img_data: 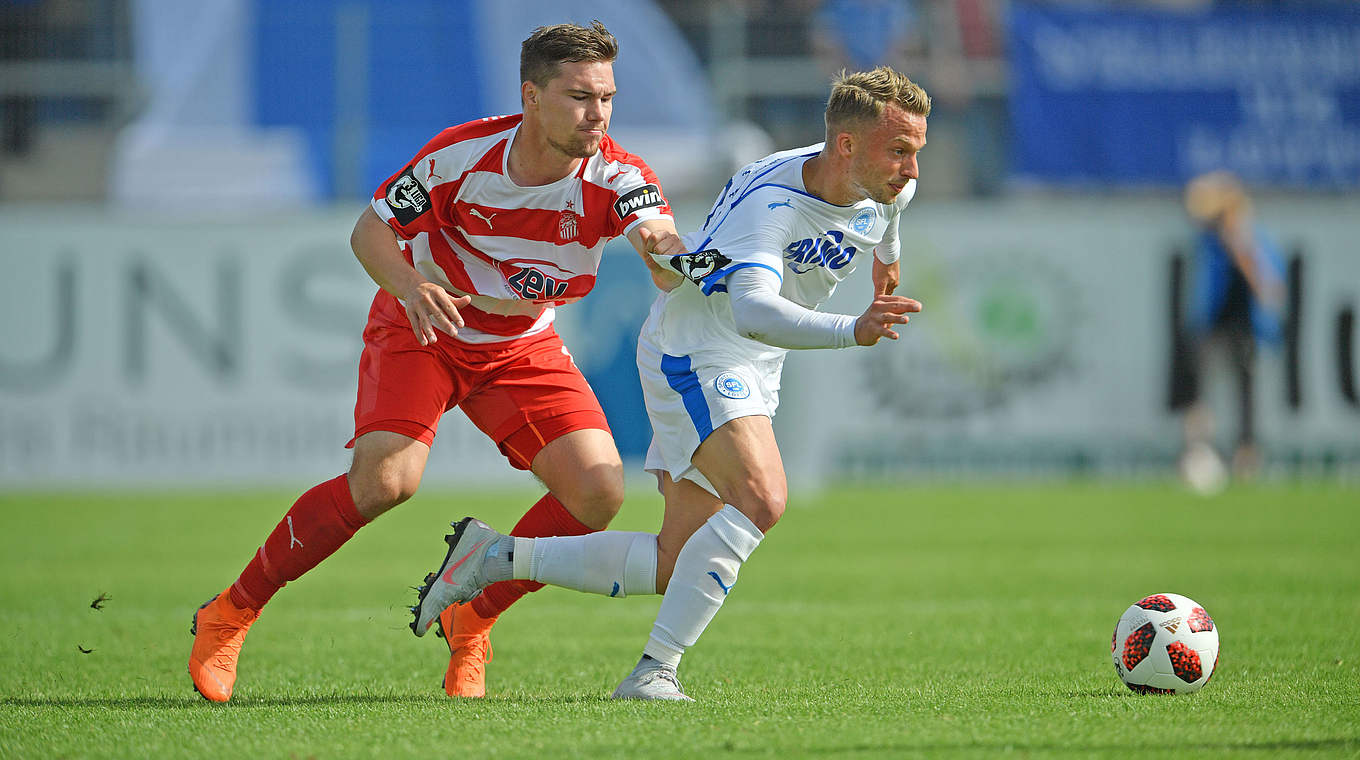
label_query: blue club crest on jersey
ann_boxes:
[714,371,750,399]
[850,208,876,234]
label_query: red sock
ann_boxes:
[471,493,595,618]
[229,474,370,611]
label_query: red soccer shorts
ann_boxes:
[348,291,610,470]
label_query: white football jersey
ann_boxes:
[642,143,915,364]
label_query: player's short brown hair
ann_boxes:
[825,67,931,139]
[520,21,618,88]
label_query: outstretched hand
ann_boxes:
[854,294,922,346]
[403,281,472,345]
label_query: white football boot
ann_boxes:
[611,657,695,702]
[411,517,504,636]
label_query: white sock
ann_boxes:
[508,532,657,598]
[643,505,763,668]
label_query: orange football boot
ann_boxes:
[188,590,260,702]
[437,602,497,698]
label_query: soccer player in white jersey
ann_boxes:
[413,67,929,700]
[187,21,687,703]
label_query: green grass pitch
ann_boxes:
[1,481,1357,758]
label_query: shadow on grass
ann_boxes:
[0,694,432,709]
[0,692,615,709]
[773,738,1360,755]
[1062,689,1128,698]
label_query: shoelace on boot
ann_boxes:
[645,668,685,694]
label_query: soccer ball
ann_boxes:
[1111,593,1219,694]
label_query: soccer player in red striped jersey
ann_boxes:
[188,21,685,703]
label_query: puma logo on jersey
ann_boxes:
[425,158,443,182]
[768,198,792,209]
[606,167,627,183]
[469,208,497,229]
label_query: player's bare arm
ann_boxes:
[872,257,900,296]
[853,294,922,345]
[350,206,471,346]
[627,219,685,292]
[1218,210,1283,311]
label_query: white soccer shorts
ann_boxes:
[636,334,781,498]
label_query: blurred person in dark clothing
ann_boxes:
[1175,170,1285,490]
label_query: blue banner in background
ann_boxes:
[1006,3,1360,188]
[253,0,487,201]
[246,0,717,202]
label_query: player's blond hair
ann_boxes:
[825,67,931,138]
[1184,170,1251,224]
[520,21,618,88]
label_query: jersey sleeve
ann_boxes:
[875,205,902,264]
[686,188,791,295]
[603,148,673,238]
[876,180,915,264]
[370,129,459,241]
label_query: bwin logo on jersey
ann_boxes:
[613,183,665,219]
[783,230,856,274]
[714,371,750,399]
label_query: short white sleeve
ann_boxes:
[875,181,914,264]
[698,188,795,274]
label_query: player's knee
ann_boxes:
[740,485,786,533]
[580,475,626,525]
[350,465,421,519]
[565,467,625,528]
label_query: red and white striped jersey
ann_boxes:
[371,114,672,343]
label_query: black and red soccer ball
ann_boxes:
[1111,593,1219,694]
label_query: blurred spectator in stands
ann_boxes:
[658,0,1009,193]
[937,0,1006,196]
[1174,170,1285,492]
[812,1,1007,196]
[810,0,924,75]
[1,0,44,155]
